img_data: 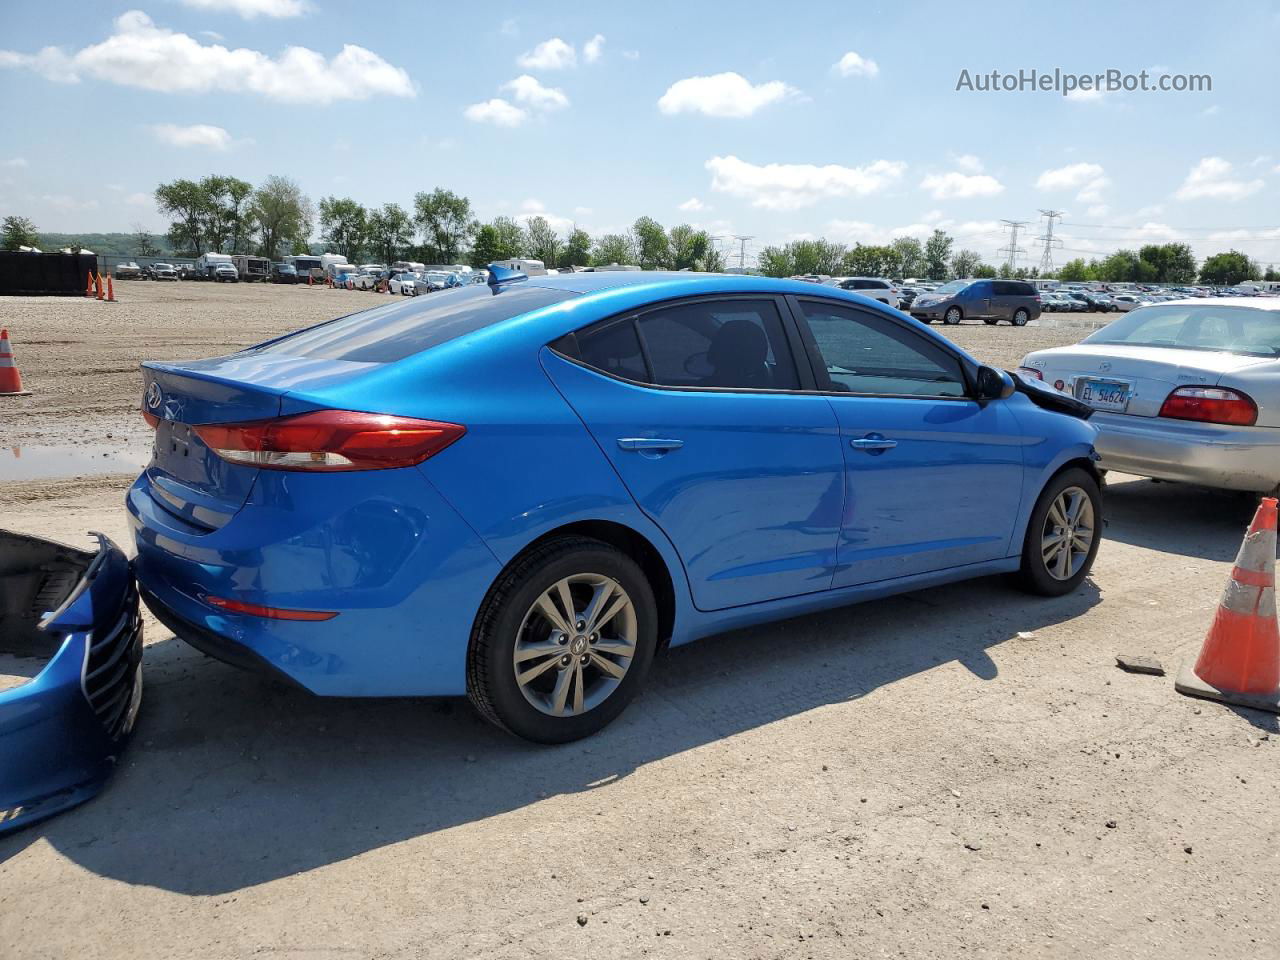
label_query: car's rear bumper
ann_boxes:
[1092,412,1280,492]
[126,466,502,696]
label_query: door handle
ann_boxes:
[850,434,897,454]
[617,438,684,452]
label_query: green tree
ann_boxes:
[1097,249,1156,283]
[154,178,210,256]
[1056,258,1091,282]
[129,221,160,258]
[842,243,887,277]
[412,188,476,264]
[923,230,953,279]
[1199,250,1259,286]
[668,224,715,271]
[702,244,726,272]
[757,244,793,278]
[972,263,997,279]
[950,249,984,278]
[215,176,255,253]
[251,175,313,261]
[591,233,638,267]
[2,215,40,250]
[632,216,671,269]
[891,237,926,278]
[318,196,368,262]
[563,228,592,267]
[1137,242,1196,283]
[471,216,527,266]
[524,216,562,268]
[365,203,412,266]
[1264,266,1279,282]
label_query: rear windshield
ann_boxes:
[249,284,576,363]
[1083,304,1279,357]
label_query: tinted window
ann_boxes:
[576,319,648,382]
[992,281,1027,296]
[637,299,800,390]
[798,300,967,397]
[251,285,576,363]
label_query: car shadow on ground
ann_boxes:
[0,571,1101,894]
[1101,476,1268,561]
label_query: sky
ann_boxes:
[1,0,1278,270]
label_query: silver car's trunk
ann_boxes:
[1028,344,1274,418]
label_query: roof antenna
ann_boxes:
[487,263,529,289]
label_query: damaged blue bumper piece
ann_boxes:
[0,531,142,834]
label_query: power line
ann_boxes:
[1036,209,1064,275]
[732,235,755,271]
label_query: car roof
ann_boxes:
[522,270,870,297]
[1134,296,1280,310]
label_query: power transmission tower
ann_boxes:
[1037,209,1064,275]
[997,219,1029,274]
[732,235,755,271]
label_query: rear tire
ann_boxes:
[467,537,658,743]
[1014,467,1102,596]
[1012,308,1030,327]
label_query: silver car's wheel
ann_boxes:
[1041,486,1095,581]
[513,573,638,717]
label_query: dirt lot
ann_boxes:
[1,282,1276,959]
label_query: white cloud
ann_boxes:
[41,193,97,212]
[3,157,27,168]
[832,51,879,78]
[199,30,224,42]
[503,74,568,110]
[463,98,527,127]
[1086,204,1110,217]
[583,34,605,63]
[658,72,798,118]
[1065,88,1106,103]
[1175,157,1264,201]
[1035,162,1109,203]
[0,10,414,102]
[179,0,309,19]
[573,206,593,216]
[705,155,905,210]
[150,122,234,150]
[918,171,1004,199]
[952,154,983,173]
[517,37,575,70]
[517,199,575,233]
[125,192,152,207]
[678,197,708,212]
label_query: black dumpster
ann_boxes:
[0,252,98,296]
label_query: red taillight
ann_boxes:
[193,410,466,471]
[205,596,338,621]
[142,407,159,428]
[1016,366,1044,381]
[1158,386,1258,426]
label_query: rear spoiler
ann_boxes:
[1009,370,1094,420]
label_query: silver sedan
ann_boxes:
[1019,298,1280,494]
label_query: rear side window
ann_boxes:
[638,300,800,390]
[576,319,648,382]
[250,284,576,363]
[797,299,967,398]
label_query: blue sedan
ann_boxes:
[128,270,1102,742]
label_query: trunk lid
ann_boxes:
[1028,344,1274,418]
[141,353,378,528]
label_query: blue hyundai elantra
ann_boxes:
[128,269,1101,742]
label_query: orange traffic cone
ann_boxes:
[1176,497,1279,713]
[106,275,116,302]
[0,329,31,396]
[307,273,313,286]
[95,271,104,301]
[85,271,94,298]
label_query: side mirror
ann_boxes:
[975,365,1016,401]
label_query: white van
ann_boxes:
[195,253,237,282]
[490,258,547,276]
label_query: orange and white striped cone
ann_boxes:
[106,275,116,302]
[0,328,31,396]
[96,272,105,301]
[85,271,94,298]
[1176,497,1279,713]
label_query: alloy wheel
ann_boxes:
[513,574,638,717]
[1041,486,1095,581]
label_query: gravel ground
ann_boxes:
[1,282,1276,959]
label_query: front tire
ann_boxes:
[467,537,659,743]
[943,306,963,325]
[1014,467,1102,596]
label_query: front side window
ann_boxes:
[798,300,968,398]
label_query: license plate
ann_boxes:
[1076,377,1130,412]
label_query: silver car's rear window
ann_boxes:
[1084,305,1279,357]
[248,284,577,363]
